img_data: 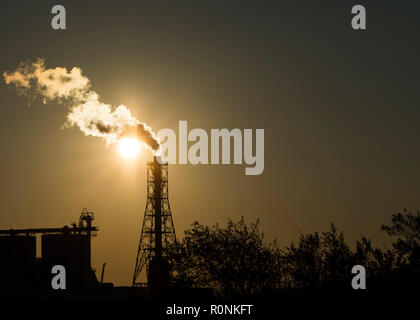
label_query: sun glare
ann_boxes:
[118,138,141,158]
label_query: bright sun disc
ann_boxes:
[118,138,141,158]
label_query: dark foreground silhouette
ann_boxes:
[0,209,418,314]
[167,209,419,296]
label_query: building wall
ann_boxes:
[0,236,36,287]
[41,234,95,289]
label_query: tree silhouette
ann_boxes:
[381,209,420,263]
[282,232,322,288]
[381,208,420,285]
[282,224,352,289]
[169,209,420,296]
[353,236,395,282]
[169,218,280,297]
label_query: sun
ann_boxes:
[118,138,141,158]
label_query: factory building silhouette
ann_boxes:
[0,208,98,293]
[0,157,182,298]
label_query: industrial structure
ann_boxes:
[0,208,98,291]
[132,156,177,289]
[0,158,179,294]
[0,161,212,301]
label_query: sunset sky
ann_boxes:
[0,1,419,285]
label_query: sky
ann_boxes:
[0,0,419,285]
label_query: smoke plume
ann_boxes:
[3,58,161,153]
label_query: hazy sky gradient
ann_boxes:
[0,0,419,285]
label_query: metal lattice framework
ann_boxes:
[132,157,177,287]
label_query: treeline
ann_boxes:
[168,209,420,297]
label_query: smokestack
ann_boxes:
[132,156,176,288]
[153,156,162,259]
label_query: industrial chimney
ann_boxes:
[132,156,177,289]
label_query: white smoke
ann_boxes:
[3,58,161,153]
